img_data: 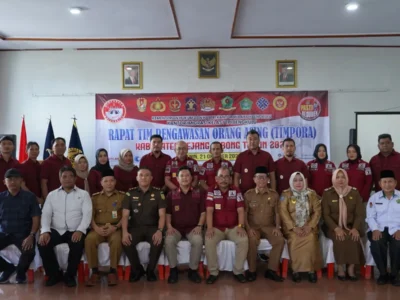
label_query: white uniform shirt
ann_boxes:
[41,186,92,235]
[366,190,400,235]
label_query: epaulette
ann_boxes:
[324,187,333,191]
[118,191,126,194]
[152,187,160,190]
[92,192,100,196]
[128,187,139,191]
[352,187,357,190]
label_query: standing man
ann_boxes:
[121,167,166,282]
[139,134,171,190]
[41,137,72,200]
[0,169,40,284]
[38,166,92,287]
[85,169,125,287]
[165,141,199,191]
[205,166,248,284]
[20,142,42,204]
[275,138,309,195]
[244,166,284,282]
[234,130,276,193]
[370,134,400,191]
[0,136,20,193]
[199,141,233,191]
[366,170,400,286]
[165,166,206,284]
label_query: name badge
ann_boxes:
[175,205,180,211]
[375,202,383,205]
[215,203,222,210]
[132,197,139,200]
[207,163,213,169]
[228,190,236,197]
[332,200,338,203]
[112,211,118,219]
[172,173,177,178]
[214,190,221,196]
[221,162,228,167]
[310,163,318,170]
[150,198,156,201]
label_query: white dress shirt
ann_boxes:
[366,190,400,235]
[41,186,92,235]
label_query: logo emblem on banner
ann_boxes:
[200,98,215,111]
[219,96,236,111]
[240,98,252,111]
[102,99,127,123]
[256,97,269,111]
[273,96,287,111]
[185,97,197,112]
[150,98,166,112]
[136,98,147,112]
[298,97,321,121]
[169,98,181,112]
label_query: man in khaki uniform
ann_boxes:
[85,169,125,287]
[122,167,166,282]
[205,166,248,284]
[244,166,285,282]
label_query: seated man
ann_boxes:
[38,166,92,287]
[366,170,400,286]
[121,167,166,282]
[244,166,284,282]
[85,169,125,287]
[204,166,248,284]
[165,166,206,284]
[0,169,40,284]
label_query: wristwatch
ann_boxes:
[29,232,36,237]
[157,228,163,232]
[197,224,203,228]
[238,224,245,229]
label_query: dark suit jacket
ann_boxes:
[279,73,294,82]
[125,77,138,85]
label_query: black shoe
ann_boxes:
[258,253,269,262]
[167,267,178,284]
[129,267,145,282]
[234,274,247,283]
[64,274,76,287]
[206,275,218,284]
[245,270,257,282]
[308,272,317,283]
[45,271,63,287]
[337,274,347,281]
[292,272,301,283]
[15,273,27,284]
[264,269,284,282]
[347,274,358,282]
[146,270,157,282]
[391,274,400,286]
[188,269,202,283]
[377,274,389,285]
[0,265,16,283]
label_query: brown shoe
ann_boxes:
[107,273,118,286]
[86,273,100,287]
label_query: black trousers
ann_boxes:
[368,227,400,276]
[37,229,86,278]
[0,233,35,277]
[122,226,163,272]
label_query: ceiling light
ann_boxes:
[69,7,82,15]
[346,2,359,11]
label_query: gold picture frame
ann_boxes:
[122,61,143,89]
[276,60,297,88]
[198,51,219,78]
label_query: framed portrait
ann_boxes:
[198,51,219,78]
[276,60,297,88]
[122,61,143,89]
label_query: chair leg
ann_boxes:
[27,269,34,283]
[164,266,170,280]
[198,262,205,279]
[281,258,289,279]
[327,263,334,279]
[158,265,165,280]
[117,266,124,281]
[78,262,85,283]
[124,266,131,281]
[365,266,372,280]
[317,269,322,279]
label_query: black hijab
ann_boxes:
[347,144,362,162]
[313,143,328,164]
[90,148,112,173]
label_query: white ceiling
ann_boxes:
[1,0,400,50]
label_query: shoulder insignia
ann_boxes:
[352,187,357,190]
[126,192,131,196]
[119,191,126,194]
[324,187,332,191]
[153,187,160,190]
[92,192,100,196]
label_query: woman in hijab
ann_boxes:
[306,143,336,197]
[88,148,112,194]
[321,168,365,281]
[74,154,90,194]
[339,144,373,203]
[280,172,322,283]
[113,148,138,192]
